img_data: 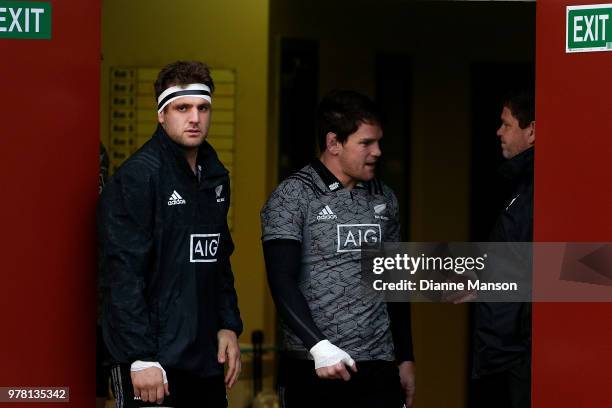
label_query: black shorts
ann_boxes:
[278,356,404,408]
[96,325,111,397]
[109,364,227,408]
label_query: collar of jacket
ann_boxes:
[154,125,228,186]
[311,159,344,191]
[498,146,534,182]
[310,159,371,192]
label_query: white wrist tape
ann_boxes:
[130,361,168,384]
[309,340,355,370]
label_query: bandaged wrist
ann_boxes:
[130,360,168,384]
[309,339,355,369]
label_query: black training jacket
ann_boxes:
[98,126,242,377]
[472,147,533,377]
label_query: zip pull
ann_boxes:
[197,165,202,182]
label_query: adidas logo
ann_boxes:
[168,190,186,206]
[317,205,338,221]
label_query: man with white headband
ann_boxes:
[99,61,242,407]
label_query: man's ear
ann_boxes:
[158,110,165,125]
[326,132,340,154]
[527,121,535,145]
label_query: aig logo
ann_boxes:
[336,224,381,252]
[190,233,220,263]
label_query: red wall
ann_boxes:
[0,1,100,406]
[535,1,612,406]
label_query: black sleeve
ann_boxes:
[263,239,325,350]
[384,188,414,362]
[98,165,157,363]
[216,244,243,336]
[216,180,243,336]
[387,301,415,363]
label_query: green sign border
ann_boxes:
[567,4,612,53]
[0,1,52,40]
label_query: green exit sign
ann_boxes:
[567,4,612,53]
[0,1,51,40]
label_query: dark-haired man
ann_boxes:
[99,61,242,407]
[261,90,415,407]
[471,89,535,408]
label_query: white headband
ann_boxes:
[157,83,212,113]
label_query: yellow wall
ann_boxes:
[101,0,274,346]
